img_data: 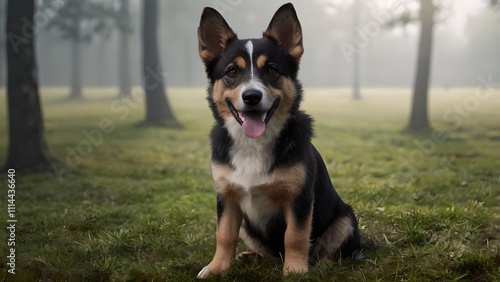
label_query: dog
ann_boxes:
[197,3,361,278]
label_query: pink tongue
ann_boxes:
[240,112,266,138]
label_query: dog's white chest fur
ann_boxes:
[226,119,277,190]
[229,140,273,190]
[230,145,276,233]
[225,119,281,229]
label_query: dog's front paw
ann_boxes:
[197,265,212,279]
[197,260,231,279]
[283,261,308,276]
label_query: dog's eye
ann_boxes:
[266,65,278,75]
[226,67,238,77]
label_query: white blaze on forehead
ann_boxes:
[240,40,271,109]
[245,40,254,79]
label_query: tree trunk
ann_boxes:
[70,36,82,98]
[0,5,5,88]
[4,0,54,170]
[70,3,82,99]
[142,0,179,127]
[406,0,434,132]
[352,0,361,100]
[119,0,131,97]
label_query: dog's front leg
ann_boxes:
[283,203,313,275]
[198,193,242,279]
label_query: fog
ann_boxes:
[8,0,500,88]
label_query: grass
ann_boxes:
[0,86,499,281]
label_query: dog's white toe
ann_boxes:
[197,266,211,279]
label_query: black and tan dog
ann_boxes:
[197,3,361,278]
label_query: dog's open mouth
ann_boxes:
[227,99,280,138]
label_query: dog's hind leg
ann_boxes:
[312,214,360,261]
[235,251,261,261]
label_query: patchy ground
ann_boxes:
[0,87,499,281]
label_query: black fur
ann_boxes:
[198,3,362,277]
[233,113,360,260]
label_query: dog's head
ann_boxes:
[198,3,303,139]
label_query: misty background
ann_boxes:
[2,0,498,89]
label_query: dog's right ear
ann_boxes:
[264,3,303,62]
[198,8,236,65]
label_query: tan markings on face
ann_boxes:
[234,56,246,70]
[212,80,230,118]
[265,77,297,126]
[213,80,245,120]
[256,55,268,69]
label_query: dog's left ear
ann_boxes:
[264,3,303,61]
[198,7,237,65]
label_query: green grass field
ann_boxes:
[0,86,499,281]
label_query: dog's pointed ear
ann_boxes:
[198,7,237,65]
[264,3,303,61]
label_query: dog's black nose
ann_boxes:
[242,90,262,106]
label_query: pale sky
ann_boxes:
[324,0,486,37]
[447,0,484,35]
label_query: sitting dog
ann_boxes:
[197,3,362,278]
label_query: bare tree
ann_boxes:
[324,0,368,100]
[141,0,179,127]
[118,0,131,97]
[0,3,5,88]
[388,0,436,132]
[70,1,82,99]
[406,0,435,132]
[44,0,117,98]
[352,0,362,100]
[490,0,500,11]
[4,0,57,170]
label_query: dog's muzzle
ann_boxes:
[226,91,280,138]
